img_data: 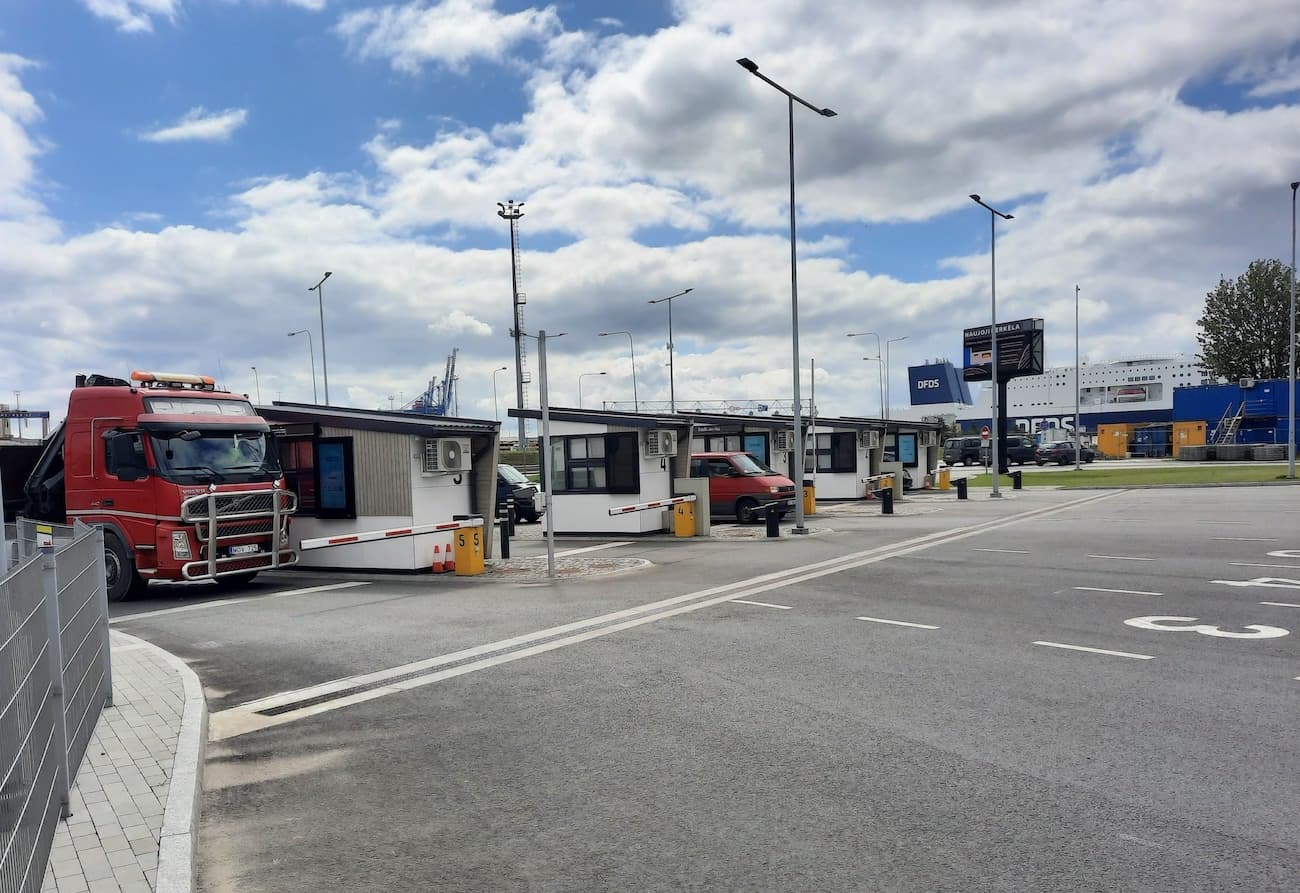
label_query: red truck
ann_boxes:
[22,371,297,600]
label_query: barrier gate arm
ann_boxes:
[608,494,697,516]
[300,517,485,551]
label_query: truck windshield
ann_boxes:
[150,431,281,483]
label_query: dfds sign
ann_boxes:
[907,362,973,406]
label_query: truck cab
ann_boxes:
[24,371,297,600]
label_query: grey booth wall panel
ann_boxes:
[321,426,413,517]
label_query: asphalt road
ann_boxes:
[110,486,1300,892]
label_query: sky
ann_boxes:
[2,0,1300,433]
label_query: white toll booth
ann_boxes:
[261,403,499,571]
[510,408,696,535]
[802,419,885,499]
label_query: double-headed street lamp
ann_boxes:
[885,336,909,419]
[598,330,639,412]
[737,56,836,537]
[287,330,317,403]
[492,366,509,421]
[578,372,607,409]
[847,332,884,418]
[250,366,261,404]
[969,195,1014,498]
[307,272,333,405]
[861,355,884,417]
[647,289,694,411]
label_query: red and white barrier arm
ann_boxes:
[300,516,485,551]
[607,494,697,516]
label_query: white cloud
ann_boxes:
[336,0,562,74]
[81,0,180,33]
[140,107,248,143]
[428,309,492,336]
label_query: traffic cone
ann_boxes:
[444,541,456,574]
[431,544,444,574]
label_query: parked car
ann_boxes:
[942,436,984,466]
[1035,442,1096,466]
[690,451,796,523]
[496,463,542,522]
[979,434,1038,466]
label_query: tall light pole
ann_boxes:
[12,390,20,438]
[308,272,332,405]
[578,372,607,409]
[1289,181,1297,479]
[288,330,317,403]
[737,56,836,536]
[862,356,885,417]
[598,330,639,411]
[970,194,1014,498]
[492,366,508,422]
[1075,284,1082,472]
[848,332,884,419]
[498,200,527,449]
[250,366,261,404]
[647,288,694,412]
[885,336,909,420]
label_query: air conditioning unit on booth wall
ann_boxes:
[772,429,796,452]
[423,438,467,473]
[645,429,678,458]
[919,431,938,447]
[859,430,881,450]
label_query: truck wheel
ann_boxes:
[215,572,258,589]
[103,533,145,602]
[735,498,759,524]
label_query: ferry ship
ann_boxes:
[910,354,1213,434]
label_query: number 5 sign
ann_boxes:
[1124,616,1289,639]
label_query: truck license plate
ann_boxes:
[228,544,260,556]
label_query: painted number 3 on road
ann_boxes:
[1124,616,1289,639]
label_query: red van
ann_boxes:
[690,451,796,523]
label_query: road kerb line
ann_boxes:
[730,599,794,610]
[1073,586,1162,596]
[1033,641,1153,660]
[856,616,939,629]
[554,542,632,557]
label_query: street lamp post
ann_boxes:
[250,366,261,404]
[598,330,639,411]
[1289,181,1298,480]
[885,336,909,420]
[578,372,607,409]
[969,194,1014,498]
[862,356,885,417]
[288,330,317,403]
[11,391,20,438]
[848,332,885,418]
[646,289,694,412]
[492,366,509,422]
[1075,284,1082,472]
[308,272,333,405]
[498,200,528,450]
[737,56,836,536]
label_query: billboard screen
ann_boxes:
[962,318,1045,382]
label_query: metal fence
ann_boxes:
[0,521,111,893]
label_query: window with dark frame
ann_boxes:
[804,432,857,473]
[550,432,640,494]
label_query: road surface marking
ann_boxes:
[208,490,1125,739]
[1073,587,1162,596]
[856,616,939,629]
[1124,615,1288,639]
[730,599,793,610]
[1087,554,1155,561]
[1213,537,1278,542]
[973,548,1031,554]
[1213,577,1300,590]
[109,581,371,623]
[1033,641,1153,660]
[1266,550,1300,559]
[1230,562,1300,570]
[1199,520,1248,524]
[553,542,632,557]
[1260,602,1300,609]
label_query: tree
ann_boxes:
[1196,258,1298,381]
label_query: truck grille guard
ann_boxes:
[179,485,299,580]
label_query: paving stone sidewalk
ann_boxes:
[41,630,202,893]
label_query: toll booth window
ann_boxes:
[550,433,639,494]
[805,433,856,473]
[897,433,918,467]
[279,438,317,512]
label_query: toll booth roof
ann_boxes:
[509,407,692,429]
[264,402,499,435]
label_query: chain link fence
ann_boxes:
[1,520,111,893]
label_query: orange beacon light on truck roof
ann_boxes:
[130,370,217,389]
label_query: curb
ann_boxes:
[114,631,207,893]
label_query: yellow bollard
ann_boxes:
[673,501,696,537]
[938,467,951,490]
[453,525,485,576]
[802,483,816,516]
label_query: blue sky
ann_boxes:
[2,1,1300,428]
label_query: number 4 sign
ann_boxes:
[1124,616,1289,639]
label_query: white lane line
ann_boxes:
[730,599,794,610]
[1260,601,1300,609]
[1213,537,1279,542]
[110,581,371,623]
[553,542,632,557]
[209,490,1126,738]
[1033,641,1154,660]
[1199,520,1248,524]
[973,548,1031,554]
[1087,554,1155,562]
[856,616,939,630]
[1230,562,1300,570]
[1073,586,1162,596]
